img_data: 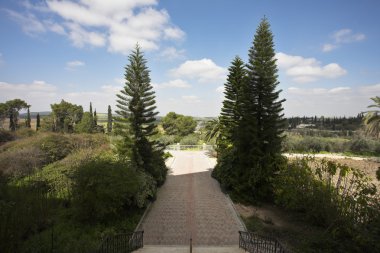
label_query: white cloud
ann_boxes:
[170,59,227,83]
[159,47,186,60]
[322,43,337,52]
[284,84,380,117]
[276,52,347,83]
[322,29,365,52]
[0,80,121,112]
[154,79,191,89]
[6,10,46,35]
[333,29,365,43]
[181,95,201,103]
[164,27,185,40]
[216,86,225,93]
[358,83,380,95]
[11,0,185,54]
[6,9,66,36]
[287,86,351,95]
[0,81,58,109]
[66,60,85,70]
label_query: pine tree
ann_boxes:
[219,56,247,149]
[107,105,112,134]
[246,17,285,198]
[214,56,255,192]
[115,45,166,184]
[36,113,41,131]
[26,107,31,128]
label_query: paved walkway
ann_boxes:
[137,151,245,246]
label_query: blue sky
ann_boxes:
[0,0,379,117]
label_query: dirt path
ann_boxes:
[138,151,245,246]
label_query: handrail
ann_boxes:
[97,231,144,253]
[239,231,289,253]
[166,144,215,151]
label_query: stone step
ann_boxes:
[133,245,245,253]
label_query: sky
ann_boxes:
[0,0,380,117]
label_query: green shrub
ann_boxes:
[39,134,73,163]
[180,134,201,145]
[273,158,380,251]
[71,156,154,223]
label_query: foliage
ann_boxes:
[107,105,112,134]
[51,99,83,133]
[180,133,201,145]
[36,112,41,131]
[202,118,220,143]
[114,45,166,185]
[218,56,246,151]
[25,107,31,128]
[273,158,380,251]
[214,18,285,202]
[161,112,197,136]
[75,112,94,133]
[0,171,54,253]
[72,155,154,223]
[2,99,29,131]
[363,96,380,139]
[283,133,380,156]
[0,132,108,177]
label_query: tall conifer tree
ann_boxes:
[115,45,166,184]
[36,113,41,131]
[26,107,31,128]
[94,109,97,126]
[247,17,285,198]
[107,105,112,134]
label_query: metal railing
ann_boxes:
[97,231,144,253]
[239,231,288,253]
[166,144,215,151]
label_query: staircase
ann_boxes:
[133,245,245,253]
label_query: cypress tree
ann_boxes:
[107,105,112,134]
[115,44,166,184]
[89,102,94,130]
[247,17,285,199]
[26,107,31,128]
[36,113,41,131]
[94,109,97,126]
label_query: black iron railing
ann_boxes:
[239,231,288,253]
[97,231,144,253]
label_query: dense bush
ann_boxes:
[273,158,380,251]
[180,133,201,145]
[72,157,149,223]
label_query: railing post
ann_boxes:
[190,237,192,253]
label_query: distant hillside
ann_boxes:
[19,111,51,119]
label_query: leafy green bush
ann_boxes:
[72,157,140,223]
[39,134,73,163]
[180,133,201,145]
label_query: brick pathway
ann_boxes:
[138,151,245,246]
